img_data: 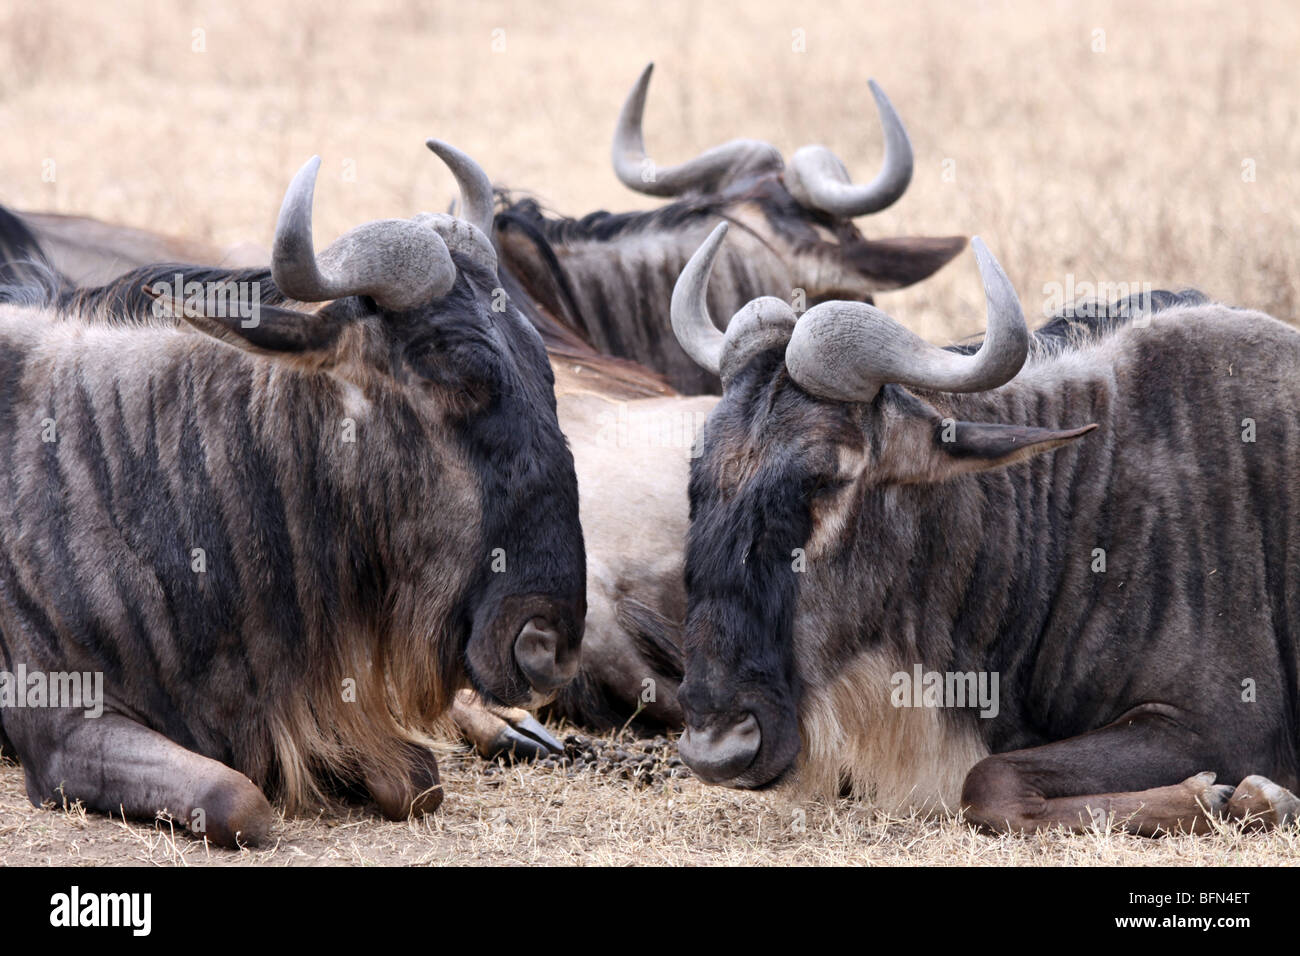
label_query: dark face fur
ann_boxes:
[409,264,587,706]
[251,260,587,708]
[680,350,863,787]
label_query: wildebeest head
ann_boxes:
[612,64,966,305]
[157,141,585,712]
[669,224,1094,788]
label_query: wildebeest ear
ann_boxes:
[852,235,967,290]
[928,419,1098,477]
[145,282,339,355]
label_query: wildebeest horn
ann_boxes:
[272,156,457,310]
[425,138,495,238]
[612,62,784,197]
[783,237,1029,402]
[784,80,914,218]
[670,223,799,384]
[669,222,728,374]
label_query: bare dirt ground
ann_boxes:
[1,0,1298,866]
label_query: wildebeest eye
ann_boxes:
[808,474,850,499]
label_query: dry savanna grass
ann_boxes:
[0,0,1298,866]
[3,740,1298,867]
[0,0,1296,340]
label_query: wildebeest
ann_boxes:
[666,222,1300,834]
[495,63,967,394]
[1,151,702,746]
[0,142,586,846]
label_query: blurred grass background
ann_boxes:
[0,0,1296,343]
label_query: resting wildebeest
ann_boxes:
[0,144,585,846]
[1,150,703,744]
[0,152,590,762]
[666,222,1300,834]
[495,63,966,394]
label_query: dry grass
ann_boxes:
[4,741,1298,866]
[0,0,1297,865]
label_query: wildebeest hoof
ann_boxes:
[367,775,443,820]
[366,745,444,820]
[451,688,564,761]
[1179,772,1233,816]
[406,747,444,817]
[1226,775,1300,829]
[485,711,565,761]
[195,779,275,848]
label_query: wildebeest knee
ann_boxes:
[960,756,1044,832]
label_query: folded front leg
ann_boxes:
[21,713,274,848]
[960,707,1236,836]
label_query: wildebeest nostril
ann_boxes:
[513,617,578,694]
[677,714,761,783]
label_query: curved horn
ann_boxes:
[425,138,495,237]
[272,156,456,310]
[612,63,783,197]
[669,222,728,374]
[671,223,799,384]
[271,156,333,302]
[784,237,1028,402]
[423,139,499,273]
[784,80,914,218]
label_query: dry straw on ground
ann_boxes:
[4,740,1298,866]
[0,0,1297,865]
